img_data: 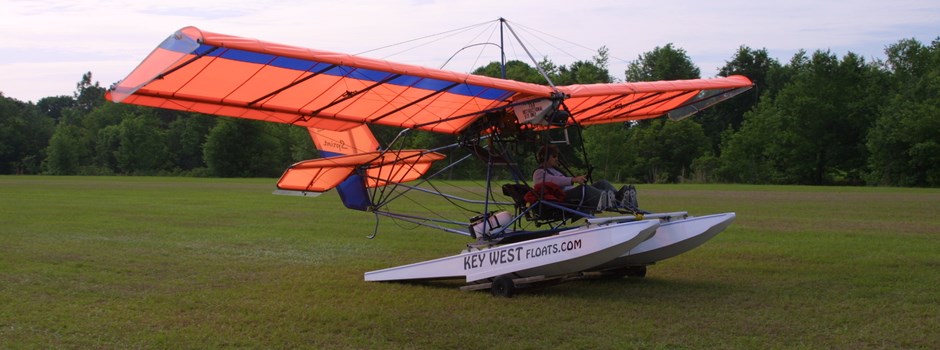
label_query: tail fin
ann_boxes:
[305,125,379,211]
[307,125,379,157]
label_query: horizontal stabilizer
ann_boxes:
[271,189,323,197]
[276,150,446,192]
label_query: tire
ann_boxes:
[491,275,516,298]
[624,265,647,278]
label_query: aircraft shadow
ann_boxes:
[385,275,729,300]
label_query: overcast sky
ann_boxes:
[2,0,938,103]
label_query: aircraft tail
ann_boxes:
[307,125,380,157]
[305,125,379,210]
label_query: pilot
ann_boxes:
[533,144,636,211]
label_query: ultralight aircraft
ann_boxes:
[106,18,752,297]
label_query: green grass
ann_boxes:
[1,176,939,349]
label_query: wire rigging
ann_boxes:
[354,20,497,58]
[511,21,631,67]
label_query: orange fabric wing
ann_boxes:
[106,26,551,134]
[106,27,753,134]
[558,76,753,125]
[276,150,446,192]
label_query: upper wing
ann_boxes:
[106,26,551,134]
[558,77,753,125]
[106,26,753,135]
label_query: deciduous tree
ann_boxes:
[625,43,700,81]
[0,95,55,174]
[867,38,940,186]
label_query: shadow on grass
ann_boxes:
[377,274,730,300]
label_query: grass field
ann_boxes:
[1,176,938,349]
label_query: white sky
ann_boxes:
[1,0,938,103]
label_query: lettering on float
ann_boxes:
[462,239,583,271]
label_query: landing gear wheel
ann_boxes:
[624,265,647,278]
[491,275,516,298]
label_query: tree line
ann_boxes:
[1,37,938,187]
